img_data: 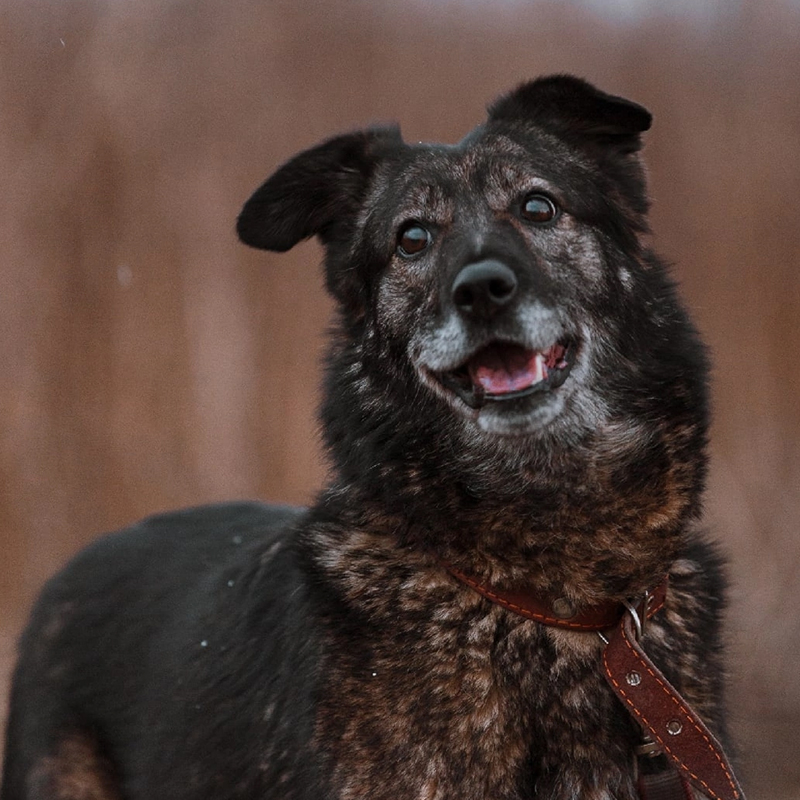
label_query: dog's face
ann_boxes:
[239,76,706,484]
[361,128,640,438]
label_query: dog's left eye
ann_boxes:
[397,224,432,257]
[520,193,559,224]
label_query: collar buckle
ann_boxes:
[622,588,652,643]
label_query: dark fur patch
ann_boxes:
[2,76,731,800]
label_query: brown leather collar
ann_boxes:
[442,561,668,631]
[442,563,746,800]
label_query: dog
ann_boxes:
[2,76,741,800]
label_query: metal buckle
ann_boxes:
[622,599,643,641]
[622,589,651,642]
[596,588,652,646]
[635,735,663,757]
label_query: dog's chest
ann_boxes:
[314,598,641,800]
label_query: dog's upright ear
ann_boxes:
[488,74,651,156]
[237,126,402,252]
[489,75,652,218]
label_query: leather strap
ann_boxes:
[442,564,747,800]
[443,562,667,631]
[603,612,746,800]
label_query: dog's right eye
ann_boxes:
[520,193,559,224]
[397,224,432,257]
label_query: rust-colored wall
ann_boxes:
[1,0,798,795]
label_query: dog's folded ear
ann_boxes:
[237,126,401,252]
[488,75,651,157]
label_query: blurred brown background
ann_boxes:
[1,0,798,795]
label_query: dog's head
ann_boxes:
[238,75,706,489]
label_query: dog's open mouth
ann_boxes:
[437,341,575,409]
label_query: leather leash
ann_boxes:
[442,563,747,800]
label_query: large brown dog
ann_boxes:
[2,76,740,800]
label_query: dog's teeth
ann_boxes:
[433,341,573,409]
[534,352,546,383]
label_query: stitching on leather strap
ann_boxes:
[446,565,618,629]
[619,623,740,799]
[602,622,740,800]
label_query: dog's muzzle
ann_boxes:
[428,259,575,409]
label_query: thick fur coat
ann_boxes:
[2,76,730,800]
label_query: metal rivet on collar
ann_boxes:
[666,720,683,736]
[626,671,642,687]
[551,597,576,619]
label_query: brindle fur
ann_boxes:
[2,76,731,799]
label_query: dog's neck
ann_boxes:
[316,443,699,604]
[318,357,707,603]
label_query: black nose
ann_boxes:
[451,259,518,318]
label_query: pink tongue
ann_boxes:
[469,346,545,394]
